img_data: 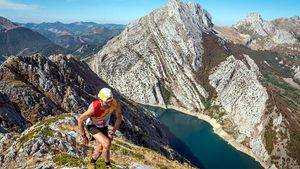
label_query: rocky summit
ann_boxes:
[215,13,300,56]
[87,0,300,168]
[88,0,213,111]
[0,54,191,168]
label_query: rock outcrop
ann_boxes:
[235,13,297,45]
[0,92,27,133]
[87,0,300,168]
[0,16,18,30]
[0,54,185,163]
[272,16,300,39]
[215,13,300,56]
[209,55,269,161]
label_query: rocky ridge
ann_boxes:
[23,22,126,57]
[0,17,68,58]
[87,0,300,168]
[0,113,193,169]
[0,16,18,30]
[215,13,300,56]
[0,54,189,168]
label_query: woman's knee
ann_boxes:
[102,138,111,149]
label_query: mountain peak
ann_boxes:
[168,0,181,5]
[245,12,263,23]
[166,0,213,30]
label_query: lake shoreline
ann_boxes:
[142,103,268,169]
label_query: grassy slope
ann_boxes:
[16,114,193,169]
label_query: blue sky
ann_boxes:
[0,0,299,25]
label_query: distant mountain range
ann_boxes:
[0,16,68,58]
[0,16,125,60]
[22,21,125,57]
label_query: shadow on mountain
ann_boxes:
[0,92,28,133]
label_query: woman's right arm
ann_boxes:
[77,103,94,139]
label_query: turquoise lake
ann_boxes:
[145,106,263,169]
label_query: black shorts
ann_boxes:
[86,125,108,141]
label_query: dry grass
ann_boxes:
[60,121,194,169]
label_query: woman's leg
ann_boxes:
[92,139,102,160]
[92,132,111,163]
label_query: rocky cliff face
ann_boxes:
[87,0,300,168]
[209,55,269,161]
[215,13,300,56]
[0,54,188,168]
[272,16,300,39]
[88,0,213,111]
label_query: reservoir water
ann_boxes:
[145,106,263,169]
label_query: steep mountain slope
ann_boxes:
[0,114,193,169]
[0,16,18,30]
[23,22,125,57]
[0,16,68,58]
[272,16,300,39]
[215,13,300,56]
[0,54,191,168]
[87,0,300,168]
[89,0,213,111]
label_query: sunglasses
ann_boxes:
[103,97,113,104]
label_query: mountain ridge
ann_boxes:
[22,21,125,57]
[215,13,300,56]
[0,16,68,58]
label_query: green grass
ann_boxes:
[264,122,276,154]
[287,130,300,165]
[111,143,121,151]
[157,164,169,169]
[18,125,55,147]
[95,159,118,169]
[18,113,71,147]
[120,148,145,160]
[114,140,132,149]
[159,84,173,105]
[53,153,85,167]
[265,74,300,105]
[35,113,71,128]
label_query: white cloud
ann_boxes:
[0,0,39,10]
